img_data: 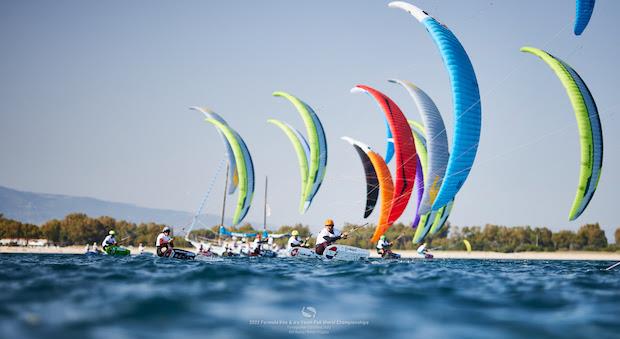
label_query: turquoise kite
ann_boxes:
[389,2,482,212]
[574,0,595,35]
[521,46,603,221]
[385,121,395,164]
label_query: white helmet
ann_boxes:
[163,226,171,233]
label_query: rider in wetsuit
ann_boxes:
[287,230,309,249]
[314,219,348,255]
[417,243,432,258]
[101,230,117,251]
[251,233,268,256]
[155,226,174,257]
[376,235,394,258]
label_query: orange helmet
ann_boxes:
[324,219,334,226]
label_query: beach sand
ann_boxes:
[3,246,619,261]
[0,245,187,255]
[371,250,620,261]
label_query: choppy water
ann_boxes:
[1,254,619,339]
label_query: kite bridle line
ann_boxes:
[185,156,227,241]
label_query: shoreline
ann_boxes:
[2,246,619,261]
[378,250,620,261]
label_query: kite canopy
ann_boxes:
[412,202,452,244]
[389,1,481,211]
[412,212,432,244]
[205,118,255,225]
[267,119,309,213]
[367,151,395,242]
[391,80,449,215]
[341,137,394,243]
[574,0,595,35]
[407,119,454,242]
[521,46,603,221]
[407,120,427,229]
[190,107,239,194]
[341,137,379,219]
[463,239,472,252]
[428,201,454,235]
[351,85,417,225]
[272,92,327,213]
[385,121,395,164]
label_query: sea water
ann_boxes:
[0,254,618,339]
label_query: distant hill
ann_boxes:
[0,185,227,231]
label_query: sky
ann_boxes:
[1,1,618,238]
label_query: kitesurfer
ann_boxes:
[376,235,393,257]
[229,237,242,256]
[287,230,309,249]
[138,243,145,254]
[417,243,433,259]
[377,235,401,259]
[156,226,174,257]
[315,219,348,255]
[239,238,249,254]
[101,230,117,251]
[224,242,235,257]
[251,233,268,256]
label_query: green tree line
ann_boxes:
[184,222,619,252]
[336,222,618,252]
[432,223,616,252]
[0,213,190,247]
[1,213,618,252]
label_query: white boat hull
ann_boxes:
[286,247,321,259]
[286,245,369,261]
[322,244,369,261]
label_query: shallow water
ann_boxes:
[0,254,619,339]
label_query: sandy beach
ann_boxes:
[377,250,620,261]
[2,246,619,261]
[0,245,186,255]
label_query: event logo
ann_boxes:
[301,306,317,318]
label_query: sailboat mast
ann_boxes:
[220,163,230,228]
[263,176,268,230]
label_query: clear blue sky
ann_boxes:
[1,1,618,238]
